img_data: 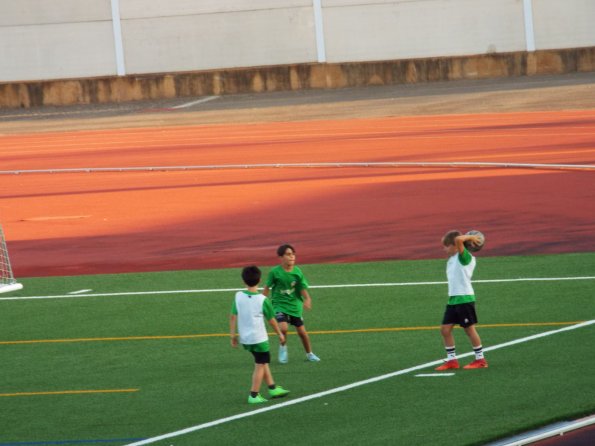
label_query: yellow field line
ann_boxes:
[0,321,584,345]
[0,333,223,345]
[0,388,139,398]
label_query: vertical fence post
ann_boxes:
[312,0,327,62]
[523,0,536,52]
[111,0,126,75]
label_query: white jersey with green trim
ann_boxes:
[234,291,269,345]
[446,250,476,297]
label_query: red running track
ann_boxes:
[1,110,594,277]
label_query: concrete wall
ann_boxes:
[1,0,595,83]
[0,0,117,81]
[322,0,526,62]
[2,47,594,108]
[532,0,595,50]
[1,0,594,107]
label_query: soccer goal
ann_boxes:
[0,225,23,294]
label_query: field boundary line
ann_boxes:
[124,320,595,445]
[0,321,584,346]
[2,276,594,302]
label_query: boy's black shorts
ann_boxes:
[442,302,478,328]
[275,312,304,328]
[251,351,271,364]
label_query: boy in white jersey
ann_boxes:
[230,265,290,404]
[435,230,488,371]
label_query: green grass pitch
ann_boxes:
[0,252,593,445]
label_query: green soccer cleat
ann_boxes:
[269,386,290,399]
[248,394,268,404]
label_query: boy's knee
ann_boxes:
[440,325,453,336]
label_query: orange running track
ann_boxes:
[1,110,594,277]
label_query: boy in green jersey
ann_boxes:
[263,244,321,363]
[230,265,290,404]
[435,230,488,371]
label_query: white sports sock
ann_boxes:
[473,345,484,360]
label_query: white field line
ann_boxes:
[2,161,595,175]
[171,96,219,109]
[415,373,455,377]
[2,276,594,302]
[68,289,93,295]
[125,319,595,446]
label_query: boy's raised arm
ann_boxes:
[455,234,482,254]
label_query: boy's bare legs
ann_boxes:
[436,324,458,370]
[262,364,274,387]
[463,324,488,368]
[250,364,276,391]
[251,364,265,393]
[278,322,320,363]
[463,324,481,347]
[296,325,312,353]
[279,321,288,345]
[297,325,320,361]
[439,324,455,348]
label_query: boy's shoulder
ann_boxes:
[235,290,265,299]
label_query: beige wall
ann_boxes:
[532,0,595,50]
[121,5,318,74]
[0,0,111,25]
[1,0,594,83]
[0,0,116,82]
[322,0,525,62]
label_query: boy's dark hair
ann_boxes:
[442,230,461,247]
[242,265,261,287]
[277,244,295,257]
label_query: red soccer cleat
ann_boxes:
[435,359,460,371]
[463,358,488,369]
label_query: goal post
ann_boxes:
[0,225,23,294]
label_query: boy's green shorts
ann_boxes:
[242,340,270,353]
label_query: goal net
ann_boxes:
[0,225,23,294]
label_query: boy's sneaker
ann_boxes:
[278,345,288,364]
[269,386,290,399]
[248,394,268,404]
[464,358,488,369]
[306,352,321,362]
[435,359,460,371]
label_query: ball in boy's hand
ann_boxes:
[465,230,485,252]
